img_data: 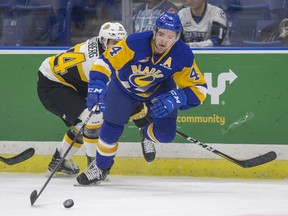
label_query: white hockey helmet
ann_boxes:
[99,22,127,50]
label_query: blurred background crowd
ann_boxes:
[0,0,287,47]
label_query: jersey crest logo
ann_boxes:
[130,74,155,87]
[129,65,164,87]
[183,22,192,27]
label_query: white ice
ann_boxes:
[0,173,288,216]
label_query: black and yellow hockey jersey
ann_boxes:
[39,37,105,97]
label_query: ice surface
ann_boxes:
[0,173,288,216]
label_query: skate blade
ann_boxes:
[74,177,109,187]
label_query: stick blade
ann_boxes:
[0,148,35,165]
[241,151,277,168]
[15,148,35,164]
[30,190,38,206]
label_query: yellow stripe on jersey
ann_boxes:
[90,64,111,79]
[74,44,88,82]
[48,56,77,90]
[103,38,135,70]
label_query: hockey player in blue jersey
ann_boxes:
[76,12,208,185]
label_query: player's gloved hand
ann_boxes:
[150,89,187,118]
[86,80,107,112]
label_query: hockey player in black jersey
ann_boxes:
[37,22,144,176]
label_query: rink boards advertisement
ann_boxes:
[0,50,287,145]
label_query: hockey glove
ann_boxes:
[150,89,187,118]
[86,80,107,112]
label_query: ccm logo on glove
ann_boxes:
[88,88,104,93]
[149,88,187,118]
[170,90,182,104]
[86,80,107,112]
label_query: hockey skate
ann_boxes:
[140,128,156,163]
[47,149,80,177]
[76,160,109,185]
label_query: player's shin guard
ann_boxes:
[60,129,83,159]
[82,108,102,165]
[83,136,97,166]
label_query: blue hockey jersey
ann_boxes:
[89,31,207,109]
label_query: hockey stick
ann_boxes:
[30,105,98,206]
[176,130,277,168]
[0,148,35,165]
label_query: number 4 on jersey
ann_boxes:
[189,67,200,80]
[109,46,122,56]
[54,52,85,74]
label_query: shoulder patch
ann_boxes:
[218,10,227,20]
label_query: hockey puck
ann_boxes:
[63,199,74,208]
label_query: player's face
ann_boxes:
[154,29,178,54]
[186,0,205,9]
[106,39,120,49]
